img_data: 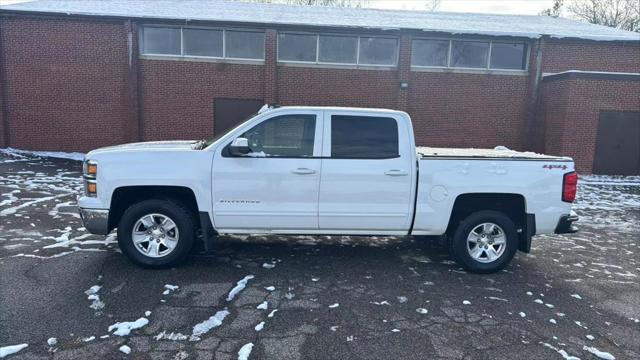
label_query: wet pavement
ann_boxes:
[1,149,639,360]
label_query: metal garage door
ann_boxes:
[213,98,264,135]
[593,111,640,175]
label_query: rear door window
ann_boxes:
[330,115,399,159]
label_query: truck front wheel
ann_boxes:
[449,210,518,274]
[117,199,195,268]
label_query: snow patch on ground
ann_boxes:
[583,346,615,360]
[238,343,254,360]
[541,342,580,360]
[0,344,28,358]
[257,301,268,310]
[108,317,149,336]
[163,284,179,295]
[0,148,84,161]
[255,321,265,331]
[226,275,254,301]
[47,338,57,346]
[85,285,104,311]
[155,331,188,341]
[119,345,131,354]
[190,310,230,341]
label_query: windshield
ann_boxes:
[200,111,261,149]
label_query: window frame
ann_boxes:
[140,25,266,62]
[277,31,399,68]
[328,114,401,160]
[410,36,530,73]
[221,111,323,159]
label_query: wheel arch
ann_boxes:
[446,193,534,253]
[108,185,201,232]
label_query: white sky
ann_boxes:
[370,0,556,15]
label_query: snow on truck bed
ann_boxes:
[417,147,570,161]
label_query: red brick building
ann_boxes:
[1,0,639,174]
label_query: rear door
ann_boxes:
[318,111,415,233]
[212,110,323,231]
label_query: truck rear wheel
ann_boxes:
[117,199,195,268]
[448,210,517,274]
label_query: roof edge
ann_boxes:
[542,70,640,82]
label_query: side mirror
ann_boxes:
[229,137,250,156]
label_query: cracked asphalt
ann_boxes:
[0,150,639,360]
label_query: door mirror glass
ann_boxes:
[229,137,250,156]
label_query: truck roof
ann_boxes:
[263,105,405,114]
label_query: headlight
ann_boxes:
[83,160,97,178]
[85,180,97,197]
[83,160,98,197]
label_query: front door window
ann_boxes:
[241,115,316,157]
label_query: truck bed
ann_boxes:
[416,147,571,161]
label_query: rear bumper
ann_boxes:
[79,208,110,235]
[554,212,579,234]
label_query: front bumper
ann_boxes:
[554,211,579,234]
[79,208,110,235]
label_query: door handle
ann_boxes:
[291,168,316,175]
[384,169,408,176]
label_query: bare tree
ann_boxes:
[425,0,442,12]
[540,0,564,17]
[568,0,640,32]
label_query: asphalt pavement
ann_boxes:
[0,150,638,360]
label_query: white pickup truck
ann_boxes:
[78,106,578,273]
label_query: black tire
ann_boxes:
[117,199,196,268]
[448,210,518,274]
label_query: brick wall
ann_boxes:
[540,76,640,172]
[409,72,531,149]
[1,14,639,175]
[140,60,265,141]
[277,66,399,109]
[0,16,130,151]
[542,39,640,73]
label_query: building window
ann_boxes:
[142,27,181,55]
[490,42,528,70]
[411,38,528,71]
[226,30,265,60]
[183,28,223,57]
[140,26,265,61]
[411,39,448,67]
[319,35,358,64]
[278,32,398,67]
[278,33,317,62]
[358,37,398,65]
[451,40,489,68]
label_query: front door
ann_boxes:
[318,112,415,233]
[593,111,640,175]
[212,110,323,232]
